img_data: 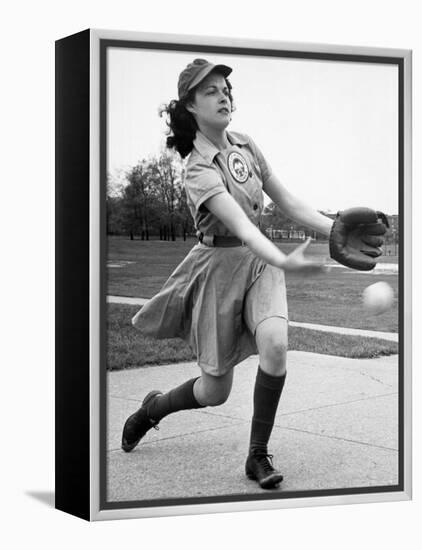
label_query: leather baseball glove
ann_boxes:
[329,207,389,271]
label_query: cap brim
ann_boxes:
[188,63,232,91]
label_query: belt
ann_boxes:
[198,233,244,247]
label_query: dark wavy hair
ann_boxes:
[159,76,235,159]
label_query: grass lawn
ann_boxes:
[285,270,398,332]
[107,304,398,370]
[107,236,399,333]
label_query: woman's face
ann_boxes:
[187,72,232,132]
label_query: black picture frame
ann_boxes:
[55,28,412,521]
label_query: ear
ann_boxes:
[185,103,195,115]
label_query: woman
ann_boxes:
[122,58,335,490]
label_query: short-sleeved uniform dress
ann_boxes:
[132,130,288,376]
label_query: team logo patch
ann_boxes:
[227,151,249,184]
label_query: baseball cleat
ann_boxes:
[121,390,163,452]
[245,452,283,489]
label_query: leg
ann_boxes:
[121,369,233,452]
[246,317,288,488]
[255,316,288,377]
[193,370,234,406]
[148,368,233,416]
[250,316,288,453]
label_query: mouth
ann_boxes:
[218,107,230,115]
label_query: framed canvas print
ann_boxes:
[55,29,412,521]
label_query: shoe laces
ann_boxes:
[255,453,275,474]
[149,418,160,431]
[145,394,161,430]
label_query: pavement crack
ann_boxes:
[108,395,141,402]
[108,421,246,453]
[193,408,251,424]
[275,424,398,452]
[277,392,397,418]
[109,392,397,424]
[356,370,395,388]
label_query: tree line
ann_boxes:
[259,201,334,240]
[107,149,327,242]
[261,203,398,243]
[107,151,398,244]
[107,150,195,241]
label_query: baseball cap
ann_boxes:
[178,58,232,99]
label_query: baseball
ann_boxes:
[362,281,394,315]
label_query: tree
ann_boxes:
[123,161,160,240]
[106,195,125,235]
[261,202,291,233]
[261,203,331,240]
[106,150,194,240]
[106,173,127,235]
[149,150,186,241]
[176,182,195,240]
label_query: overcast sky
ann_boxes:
[107,47,398,214]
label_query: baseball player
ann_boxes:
[122,59,388,489]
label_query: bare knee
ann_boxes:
[262,352,287,376]
[264,336,287,365]
[194,372,233,407]
[204,391,230,407]
[256,322,288,376]
[258,324,287,358]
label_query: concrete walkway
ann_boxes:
[107,295,398,343]
[107,351,398,503]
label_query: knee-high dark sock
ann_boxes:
[146,377,205,422]
[249,367,286,455]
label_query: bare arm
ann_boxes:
[204,192,323,273]
[264,174,333,237]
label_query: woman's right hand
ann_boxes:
[280,237,327,275]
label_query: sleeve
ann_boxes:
[185,159,228,211]
[247,135,273,185]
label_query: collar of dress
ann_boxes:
[193,130,249,165]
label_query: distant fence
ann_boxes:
[266,228,307,241]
